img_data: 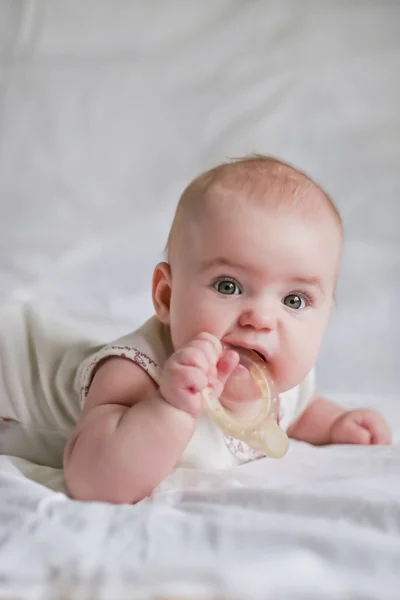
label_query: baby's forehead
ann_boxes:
[169,203,341,295]
[198,189,340,246]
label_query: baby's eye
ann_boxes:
[213,279,241,296]
[282,294,306,310]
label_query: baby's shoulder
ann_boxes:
[112,316,173,372]
[78,316,172,402]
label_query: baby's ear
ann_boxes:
[152,262,172,324]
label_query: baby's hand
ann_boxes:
[330,409,392,445]
[159,333,239,417]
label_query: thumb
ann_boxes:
[211,350,239,397]
[217,350,240,384]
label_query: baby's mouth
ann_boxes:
[223,343,269,364]
[253,349,267,362]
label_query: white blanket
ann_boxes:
[1,406,400,600]
[0,1,399,598]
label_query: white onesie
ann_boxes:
[0,304,315,470]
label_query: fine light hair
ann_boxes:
[166,154,342,260]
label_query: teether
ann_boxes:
[202,347,289,458]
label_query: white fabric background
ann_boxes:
[0,2,399,599]
[0,0,398,395]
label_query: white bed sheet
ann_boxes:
[1,407,400,600]
[0,1,399,599]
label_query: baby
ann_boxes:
[64,155,391,504]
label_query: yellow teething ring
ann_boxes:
[202,348,275,438]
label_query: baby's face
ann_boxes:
[165,200,341,393]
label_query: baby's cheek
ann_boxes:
[274,364,306,393]
[172,302,227,350]
[170,312,212,351]
[274,343,316,391]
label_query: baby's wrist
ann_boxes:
[154,389,199,422]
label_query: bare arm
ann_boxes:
[287,393,391,446]
[64,357,195,504]
[287,395,344,445]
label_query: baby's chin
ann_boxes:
[274,370,311,394]
[222,363,261,403]
[264,360,304,393]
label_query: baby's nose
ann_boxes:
[239,306,277,331]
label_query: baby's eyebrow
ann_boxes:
[199,257,248,271]
[291,275,322,289]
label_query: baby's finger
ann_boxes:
[192,333,222,357]
[187,335,222,368]
[355,411,392,445]
[332,418,371,445]
[208,351,239,398]
[216,350,240,386]
[176,347,210,373]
